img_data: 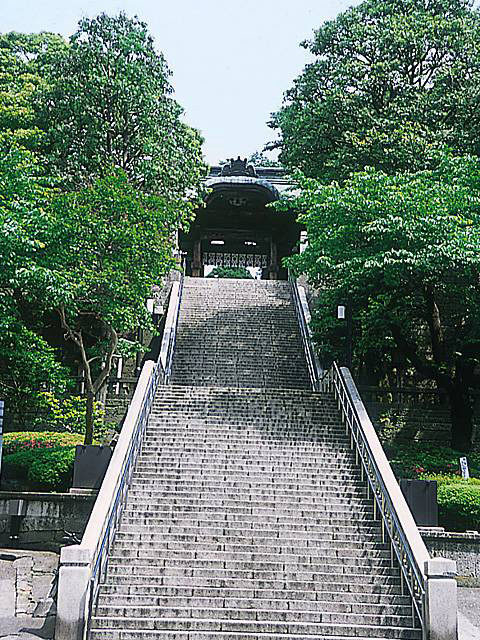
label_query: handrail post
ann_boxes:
[424,558,458,640]
[55,545,92,640]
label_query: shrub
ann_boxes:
[32,392,110,438]
[2,431,85,455]
[423,475,480,531]
[386,442,480,479]
[1,431,87,492]
[207,266,253,279]
[2,447,76,492]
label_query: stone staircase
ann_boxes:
[171,277,311,389]
[89,278,420,640]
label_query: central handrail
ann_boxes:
[55,273,184,640]
[289,273,323,390]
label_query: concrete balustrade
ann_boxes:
[55,359,157,640]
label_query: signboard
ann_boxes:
[459,456,470,480]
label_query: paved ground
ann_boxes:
[0,616,54,639]
[458,588,480,639]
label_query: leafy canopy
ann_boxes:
[285,153,480,449]
[40,12,206,198]
[0,146,70,416]
[271,0,480,182]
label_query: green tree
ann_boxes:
[40,12,206,197]
[207,267,254,279]
[45,170,188,444]
[270,0,480,182]
[285,154,480,451]
[248,151,282,168]
[0,32,67,149]
[0,146,70,419]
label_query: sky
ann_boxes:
[1,0,359,164]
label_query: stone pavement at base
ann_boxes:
[458,588,480,639]
[0,616,54,640]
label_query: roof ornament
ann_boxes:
[221,156,257,178]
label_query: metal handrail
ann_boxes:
[289,274,430,629]
[87,275,184,619]
[86,359,163,633]
[322,364,430,628]
[55,274,185,640]
[289,273,323,390]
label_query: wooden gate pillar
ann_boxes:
[269,237,279,280]
[192,237,202,277]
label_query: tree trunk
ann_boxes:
[84,390,95,446]
[449,385,474,452]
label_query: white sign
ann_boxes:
[460,457,470,480]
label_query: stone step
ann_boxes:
[112,538,388,555]
[132,467,363,481]
[123,499,372,513]
[115,530,385,545]
[105,565,401,584]
[93,605,413,628]
[128,480,367,493]
[120,508,375,524]
[97,584,408,604]
[96,592,410,611]
[107,553,395,573]
[89,617,419,639]
[90,631,420,640]
[126,488,369,502]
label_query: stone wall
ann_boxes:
[421,528,480,584]
[0,548,58,618]
[364,398,480,452]
[0,491,95,551]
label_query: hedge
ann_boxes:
[425,474,480,531]
[1,431,87,492]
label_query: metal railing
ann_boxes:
[289,273,323,390]
[288,274,458,636]
[322,364,429,627]
[55,275,184,640]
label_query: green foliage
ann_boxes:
[32,392,110,437]
[0,31,67,149]
[386,443,480,479]
[2,431,85,455]
[428,476,480,531]
[285,153,480,449]
[1,431,86,492]
[0,15,205,442]
[271,0,480,182]
[207,267,253,279]
[40,12,206,196]
[248,151,281,168]
[2,447,76,492]
[385,445,480,531]
[0,146,71,417]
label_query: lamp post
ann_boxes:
[337,303,353,369]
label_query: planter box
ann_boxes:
[72,445,112,491]
[400,478,438,527]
